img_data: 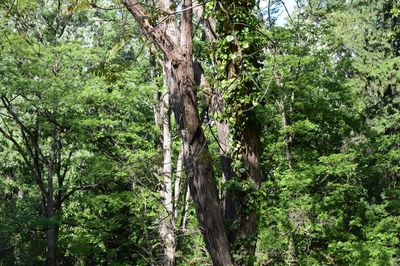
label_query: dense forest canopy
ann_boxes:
[0,0,399,265]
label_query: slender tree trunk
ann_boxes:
[46,128,56,266]
[153,55,176,265]
[176,148,189,249]
[159,13,179,261]
[174,146,183,221]
[180,181,190,232]
[278,97,293,169]
[278,92,297,265]
[159,89,175,266]
[46,199,55,266]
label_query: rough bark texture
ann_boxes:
[192,60,236,225]
[236,112,263,256]
[194,1,264,259]
[216,11,264,265]
[178,2,232,263]
[123,0,233,264]
[212,92,236,227]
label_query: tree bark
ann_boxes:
[123,0,233,264]
[192,6,263,253]
[278,97,293,169]
[179,181,190,232]
[153,54,176,265]
[192,60,236,225]
[236,112,263,255]
[176,148,189,249]
[159,88,176,266]
[178,2,232,263]
[157,1,179,264]
[174,146,184,221]
[213,2,265,261]
[213,93,236,228]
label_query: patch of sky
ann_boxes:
[259,0,297,26]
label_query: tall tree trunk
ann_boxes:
[176,147,189,249]
[158,2,179,262]
[174,146,184,221]
[192,60,236,226]
[212,94,236,232]
[278,97,293,169]
[235,111,263,257]
[213,2,265,262]
[192,6,264,257]
[123,1,233,264]
[153,55,176,266]
[178,2,232,263]
[158,88,176,266]
[160,91,176,266]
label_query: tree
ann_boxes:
[0,1,160,264]
[122,0,234,264]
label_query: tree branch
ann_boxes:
[56,184,97,211]
[0,122,47,195]
[122,0,181,60]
